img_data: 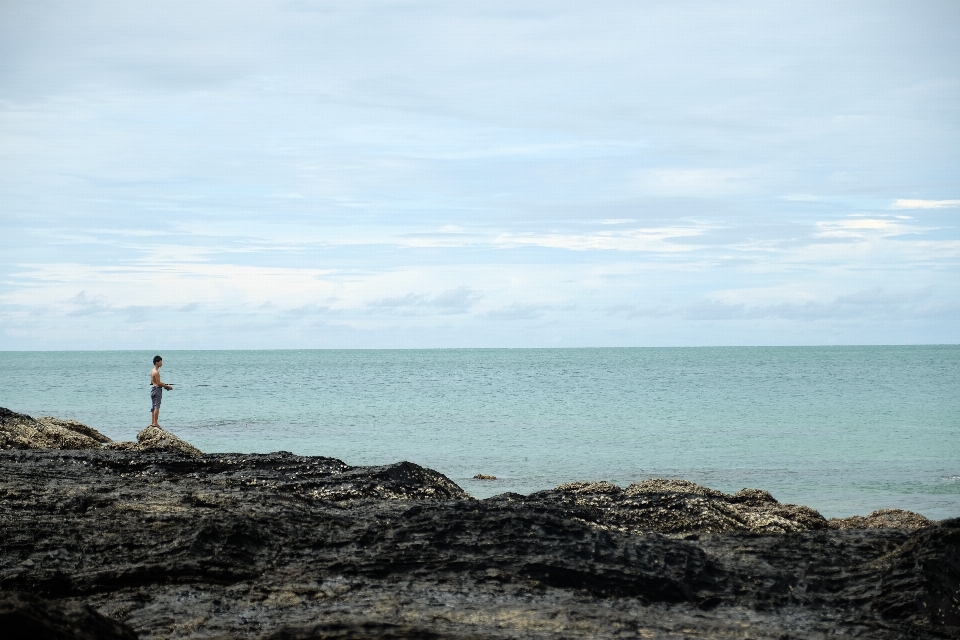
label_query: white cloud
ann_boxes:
[367,286,478,315]
[2,2,959,347]
[891,199,960,210]
[483,303,552,321]
[494,227,705,252]
[815,218,910,238]
[689,286,940,321]
[2,262,337,309]
[633,169,754,196]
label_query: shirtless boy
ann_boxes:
[150,355,173,427]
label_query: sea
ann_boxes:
[1,346,958,520]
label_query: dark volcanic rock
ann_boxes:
[0,591,138,640]
[543,478,830,534]
[1,447,956,639]
[872,517,960,627]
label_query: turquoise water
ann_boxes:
[1,347,958,520]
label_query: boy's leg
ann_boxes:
[150,386,162,426]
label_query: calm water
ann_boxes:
[1,347,958,519]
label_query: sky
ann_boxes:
[1,0,958,349]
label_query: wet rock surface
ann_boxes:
[1,447,956,639]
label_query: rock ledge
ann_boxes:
[1,408,201,456]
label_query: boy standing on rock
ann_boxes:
[150,355,173,428]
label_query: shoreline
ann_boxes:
[0,406,941,526]
[2,407,958,638]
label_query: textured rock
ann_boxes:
[871,517,960,627]
[133,425,202,457]
[0,407,111,450]
[0,591,138,640]
[543,477,830,534]
[1,448,955,640]
[1,407,202,457]
[831,508,932,530]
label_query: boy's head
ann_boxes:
[153,355,163,366]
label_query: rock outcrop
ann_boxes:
[1,447,955,640]
[830,508,932,530]
[543,478,830,534]
[105,426,203,457]
[0,407,111,450]
[1,408,202,456]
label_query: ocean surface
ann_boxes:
[1,347,958,520]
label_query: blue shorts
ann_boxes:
[150,386,162,411]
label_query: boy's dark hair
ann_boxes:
[153,355,163,364]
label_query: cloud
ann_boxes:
[602,303,668,318]
[65,291,149,323]
[2,2,959,347]
[494,226,705,252]
[891,199,960,210]
[683,299,746,320]
[814,217,916,239]
[430,286,479,313]
[3,262,337,310]
[368,286,478,315]
[633,169,754,196]
[67,291,111,316]
[281,303,336,318]
[483,303,551,321]
[369,293,425,309]
[689,287,936,322]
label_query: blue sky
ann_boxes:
[1,0,958,348]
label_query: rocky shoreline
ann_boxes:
[1,407,957,639]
